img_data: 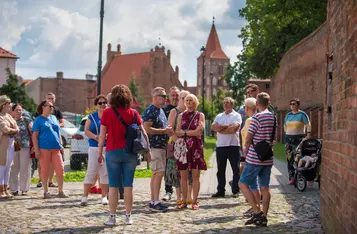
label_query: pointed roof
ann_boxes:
[0,47,18,59]
[201,23,228,59]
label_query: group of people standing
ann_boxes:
[0,92,67,199]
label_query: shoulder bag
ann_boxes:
[251,115,276,161]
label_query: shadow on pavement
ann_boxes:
[32,226,106,234]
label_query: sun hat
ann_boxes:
[0,95,11,107]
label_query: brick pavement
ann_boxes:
[0,153,323,233]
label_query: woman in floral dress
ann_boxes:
[176,93,207,210]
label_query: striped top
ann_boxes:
[284,110,311,136]
[247,111,276,166]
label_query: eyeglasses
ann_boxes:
[246,89,256,95]
[290,103,297,106]
[44,105,54,109]
[98,101,107,105]
[156,94,167,99]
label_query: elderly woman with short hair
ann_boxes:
[176,94,207,210]
[32,100,68,199]
[0,95,19,199]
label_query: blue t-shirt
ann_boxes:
[142,104,168,149]
[32,114,62,150]
[87,112,106,147]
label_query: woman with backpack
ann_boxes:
[99,84,150,226]
[9,104,33,196]
[80,94,109,206]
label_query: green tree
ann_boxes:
[225,0,327,103]
[128,73,145,112]
[0,68,36,114]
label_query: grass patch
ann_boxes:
[203,136,217,168]
[274,142,286,162]
[31,169,153,184]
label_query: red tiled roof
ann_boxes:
[101,52,151,94]
[200,24,228,60]
[187,86,198,95]
[0,47,18,59]
[22,79,33,85]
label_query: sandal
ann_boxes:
[192,203,199,210]
[58,191,69,198]
[44,192,51,199]
[186,199,193,204]
[37,181,42,188]
[243,208,253,218]
[48,182,58,188]
[177,203,188,209]
[245,211,264,225]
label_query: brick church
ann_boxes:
[100,21,229,105]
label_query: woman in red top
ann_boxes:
[99,85,150,226]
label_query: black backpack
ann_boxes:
[112,107,148,154]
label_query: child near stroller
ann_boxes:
[293,138,322,192]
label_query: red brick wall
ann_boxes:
[321,1,357,234]
[270,23,327,111]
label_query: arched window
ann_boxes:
[213,77,218,85]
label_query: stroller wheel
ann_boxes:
[297,175,307,192]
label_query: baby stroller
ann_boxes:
[293,138,322,192]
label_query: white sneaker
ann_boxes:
[125,215,133,225]
[104,215,116,226]
[101,197,108,205]
[162,193,172,201]
[80,197,88,206]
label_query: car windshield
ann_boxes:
[63,119,76,128]
[79,119,87,131]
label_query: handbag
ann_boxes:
[251,115,276,161]
[174,112,199,164]
[14,141,21,152]
[24,118,35,159]
[166,108,180,159]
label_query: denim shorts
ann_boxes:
[240,162,272,189]
[106,149,137,188]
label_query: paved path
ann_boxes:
[0,152,323,233]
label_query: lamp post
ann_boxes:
[200,46,206,142]
[209,72,214,120]
[96,0,105,95]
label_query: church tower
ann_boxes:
[197,18,230,100]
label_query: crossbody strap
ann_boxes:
[251,115,276,147]
[112,107,129,128]
[186,112,199,131]
[90,114,99,135]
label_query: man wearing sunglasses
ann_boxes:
[142,87,174,212]
[284,98,311,185]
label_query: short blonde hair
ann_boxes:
[224,97,234,105]
[179,90,190,98]
[185,93,199,109]
[245,97,257,109]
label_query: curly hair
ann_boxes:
[94,94,107,105]
[110,84,133,109]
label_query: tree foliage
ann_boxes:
[225,0,327,105]
[128,73,145,112]
[0,68,37,114]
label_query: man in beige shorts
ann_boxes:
[143,87,173,212]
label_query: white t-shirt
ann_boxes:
[213,110,242,147]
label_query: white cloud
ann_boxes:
[224,45,243,64]
[2,0,245,87]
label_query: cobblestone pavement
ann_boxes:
[0,154,324,234]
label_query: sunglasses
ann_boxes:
[290,103,297,106]
[156,94,167,99]
[246,89,256,95]
[98,101,107,105]
[44,105,54,109]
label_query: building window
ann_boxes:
[218,65,223,75]
[213,77,217,85]
[266,84,270,89]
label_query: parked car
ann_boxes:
[70,116,89,170]
[60,119,78,148]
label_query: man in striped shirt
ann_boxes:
[239,92,276,227]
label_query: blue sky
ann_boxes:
[0,0,246,86]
